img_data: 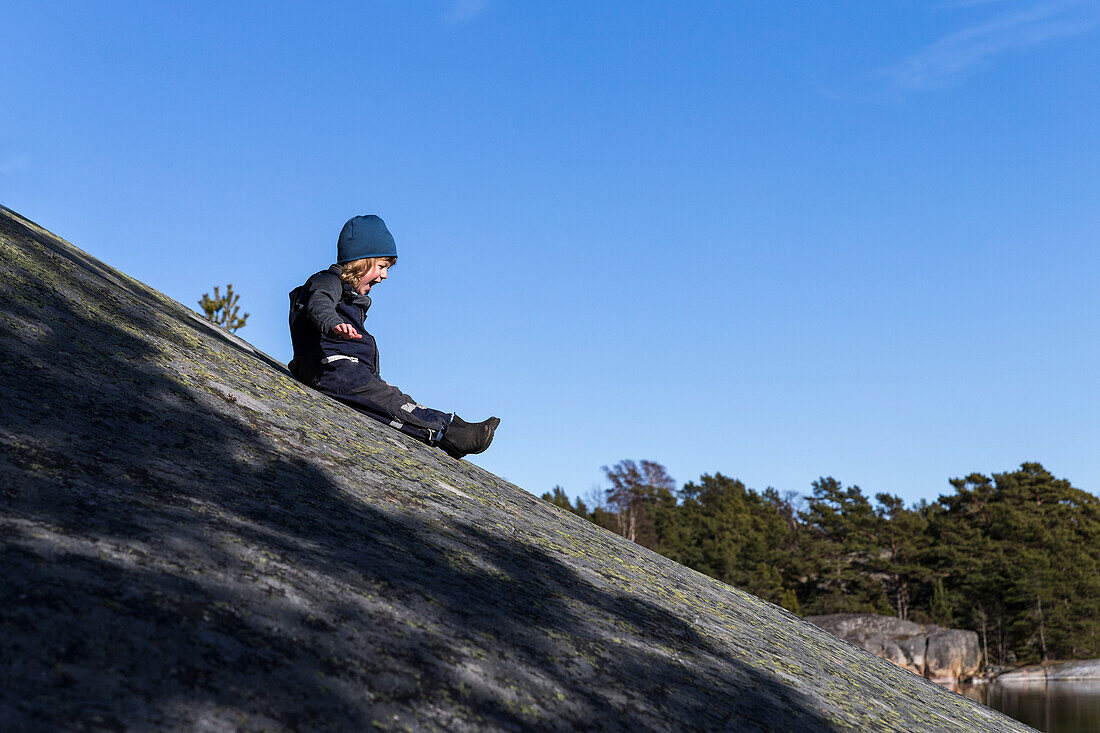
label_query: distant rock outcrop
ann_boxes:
[0,205,1029,731]
[807,614,982,686]
[997,660,1100,684]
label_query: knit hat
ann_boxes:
[336,215,398,263]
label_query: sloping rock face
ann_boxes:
[0,205,1030,731]
[808,614,982,686]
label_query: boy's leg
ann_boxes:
[323,375,451,444]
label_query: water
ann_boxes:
[960,681,1100,733]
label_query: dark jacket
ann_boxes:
[289,266,379,383]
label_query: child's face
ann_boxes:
[356,260,391,295]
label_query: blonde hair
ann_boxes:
[340,257,396,288]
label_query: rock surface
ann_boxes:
[807,614,982,686]
[0,205,1031,731]
[997,660,1100,684]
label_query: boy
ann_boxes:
[288,214,499,458]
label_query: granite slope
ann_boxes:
[0,205,1031,732]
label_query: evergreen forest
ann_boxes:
[542,461,1100,666]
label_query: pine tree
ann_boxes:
[540,486,589,517]
[797,478,892,615]
[198,284,249,333]
[926,463,1100,663]
[872,493,928,621]
[676,475,800,610]
[930,578,954,626]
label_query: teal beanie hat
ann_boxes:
[337,215,398,263]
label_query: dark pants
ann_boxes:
[292,358,451,444]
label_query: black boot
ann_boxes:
[439,416,500,459]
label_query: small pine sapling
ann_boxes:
[198,284,249,333]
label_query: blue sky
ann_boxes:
[4,1,1099,507]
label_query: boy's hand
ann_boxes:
[332,323,362,340]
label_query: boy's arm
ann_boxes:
[303,272,358,338]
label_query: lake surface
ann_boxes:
[960,681,1100,733]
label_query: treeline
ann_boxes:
[542,461,1100,665]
